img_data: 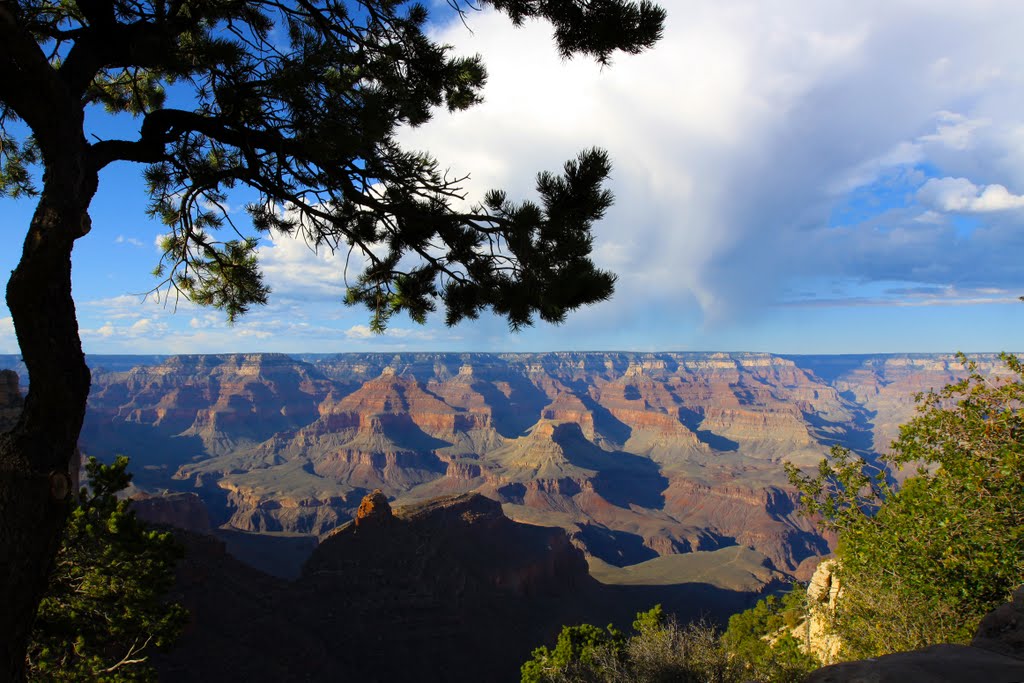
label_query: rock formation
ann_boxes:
[801,581,1024,682]
[306,492,592,599]
[77,351,1009,588]
[972,584,1024,661]
[131,491,213,533]
[157,493,617,682]
[353,488,393,528]
[0,369,24,431]
[792,559,842,664]
[806,644,1024,682]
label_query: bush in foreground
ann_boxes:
[522,602,817,683]
[27,456,186,681]
[788,353,1024,657]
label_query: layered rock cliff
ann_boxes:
[79,351,1007,585]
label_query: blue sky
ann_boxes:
[3,0,1024,355]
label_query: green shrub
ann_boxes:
[27,456,187,681]
[523,606,748,683]
[521,621,625,683]
[788,353,1024,658]
[723,587,820,682]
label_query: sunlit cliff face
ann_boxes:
[72,351,1008,576]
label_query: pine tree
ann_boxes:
[0,0,664,677]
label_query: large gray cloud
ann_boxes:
[398,0,1024,334]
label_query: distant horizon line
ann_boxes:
[2,349,1018,358]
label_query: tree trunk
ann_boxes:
[0,153,95,681]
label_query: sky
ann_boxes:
[3,0,1024,355]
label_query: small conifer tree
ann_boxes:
[27,456,186,681]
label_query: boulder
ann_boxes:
[806,644,1024,682]
[972,584,1024,660]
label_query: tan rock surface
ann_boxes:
[798,558,843,664]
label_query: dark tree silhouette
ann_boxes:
[0,0,664,678]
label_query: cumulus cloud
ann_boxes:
[257,228,350,301]
[917,177,1024,212]
[81,317,169,342]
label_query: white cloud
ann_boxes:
[918,111,990,151]
[81,317,169,342]
[918,177,1024,212]
[345,324,438,342]
[114,235,144,247]
[257,228,349,301]
[345,324,374,340]
[0,317,16,353]
[83,294,184,320]
[398,0,1024,327]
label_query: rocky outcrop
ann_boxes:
[354,488,393,528]
[0,369,23,431]
[131,491,213,533]
[294,493,598,681]
[972,584,1024,660]
[806,644,1024,682]
[795,559,842,664]
[805,583,1024,682]
[307,492,592,599]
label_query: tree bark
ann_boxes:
[0,146,96,681]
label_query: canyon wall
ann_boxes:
[20,350,1007,584]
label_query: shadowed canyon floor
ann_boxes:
[152,493,765,682]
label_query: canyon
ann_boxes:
[1,350,1006,588]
